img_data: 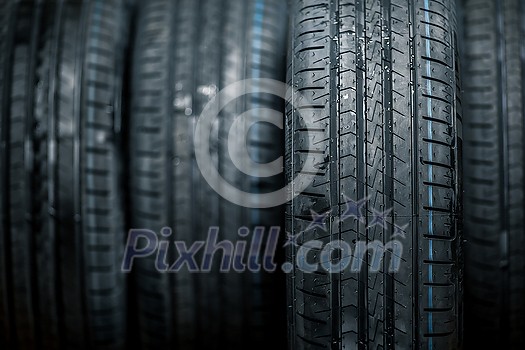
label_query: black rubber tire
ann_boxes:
[285,0,463,349]
[462,0,525,348]
[1,2,47,348]
[128,0,287,349]
[16,1,131,349]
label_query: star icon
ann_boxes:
[392,223,409,240]
[283,232,301,248]
[306,209,330,232]
[341,195,369,224]
[367,207,392,230]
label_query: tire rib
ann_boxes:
[355,1,368,348]
[328,0,341,347]
[382,0,395,347]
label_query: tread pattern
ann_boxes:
[286,0,462,348]
[463,0,525,348]
[130,0,179,346]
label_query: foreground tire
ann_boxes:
[129,0,288,349]
[462,0,525,348]
[285,0,463,348]
[1,1,131,349]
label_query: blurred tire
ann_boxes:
[129,0,288,349]
[462,0,525,348]
[1,1,132,349]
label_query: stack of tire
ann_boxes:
[0,0,523,350]
[0,0,288,349]
[1,1,130,349]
